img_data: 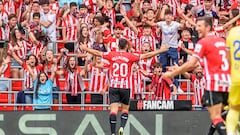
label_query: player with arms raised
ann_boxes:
[226,26,240,135]
[163,16,230,135]
[81,38,168,135]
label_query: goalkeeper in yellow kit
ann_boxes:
[226,26,240,135]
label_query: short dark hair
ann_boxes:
[184,4,193,14]
[70,2,77,7]
[231,8,239,18]
[26,54,39,66]
[147,8,154,13]
[164,9,173,15]
[118,38,128,50]
[196,16,213,31]
[143,24,151,28]
[32,1,40,5]
[153,62,162,69]
[143,0,150,4]
[181,28,191,33]
[93,16,105,25]
[41,0,49,5]
[79,4,87,9]
[33,12,41,18]
[8,14,17,20]
[231,8,239,26]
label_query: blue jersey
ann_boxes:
[33,79,53,109]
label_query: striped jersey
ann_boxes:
[7,40,32,60]
[88,64,108,92]
[102,51,141,89]
[193,34,230,92]
[23,62,42,89]
[62,14,78,41]
[190,74,206,106]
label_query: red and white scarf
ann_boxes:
[64,69,85,96]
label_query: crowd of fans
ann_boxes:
[0,0,239,110]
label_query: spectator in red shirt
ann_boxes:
[151,62,177,100]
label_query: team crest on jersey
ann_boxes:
[194,44,202,53]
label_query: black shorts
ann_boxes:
[91,94,103,104]
[202,91,228,107]
[109,87,130,105]
[64,42,75,52]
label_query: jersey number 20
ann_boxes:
[113,63,128,77]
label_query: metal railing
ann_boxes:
[0,77,199,111]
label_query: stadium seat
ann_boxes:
[24,106,33,111]
[57,42,65,53]
[0,106,14,111]
[84,80,89,91]
[62,94,67,104]
[0,93,14,103]
[84,106,103,111]
[62,106,81,110]
[51,106,59,110]
[85,94,91,104]
[59,80,65,91]
[17,106,33,111]
[0,93,8,103]
[12,80,23,91]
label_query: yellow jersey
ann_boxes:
[226,26,240,85]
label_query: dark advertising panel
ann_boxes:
[0,111,210,135]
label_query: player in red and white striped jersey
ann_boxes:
[85,56,109,104]
[81,38,169,135]
[164,17,230,135]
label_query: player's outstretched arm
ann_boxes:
[80,43,102,57]
[140,45,169,59]
[163,56,199,78]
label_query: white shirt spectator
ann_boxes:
[40,11,56,42]
[157,21,180,48]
